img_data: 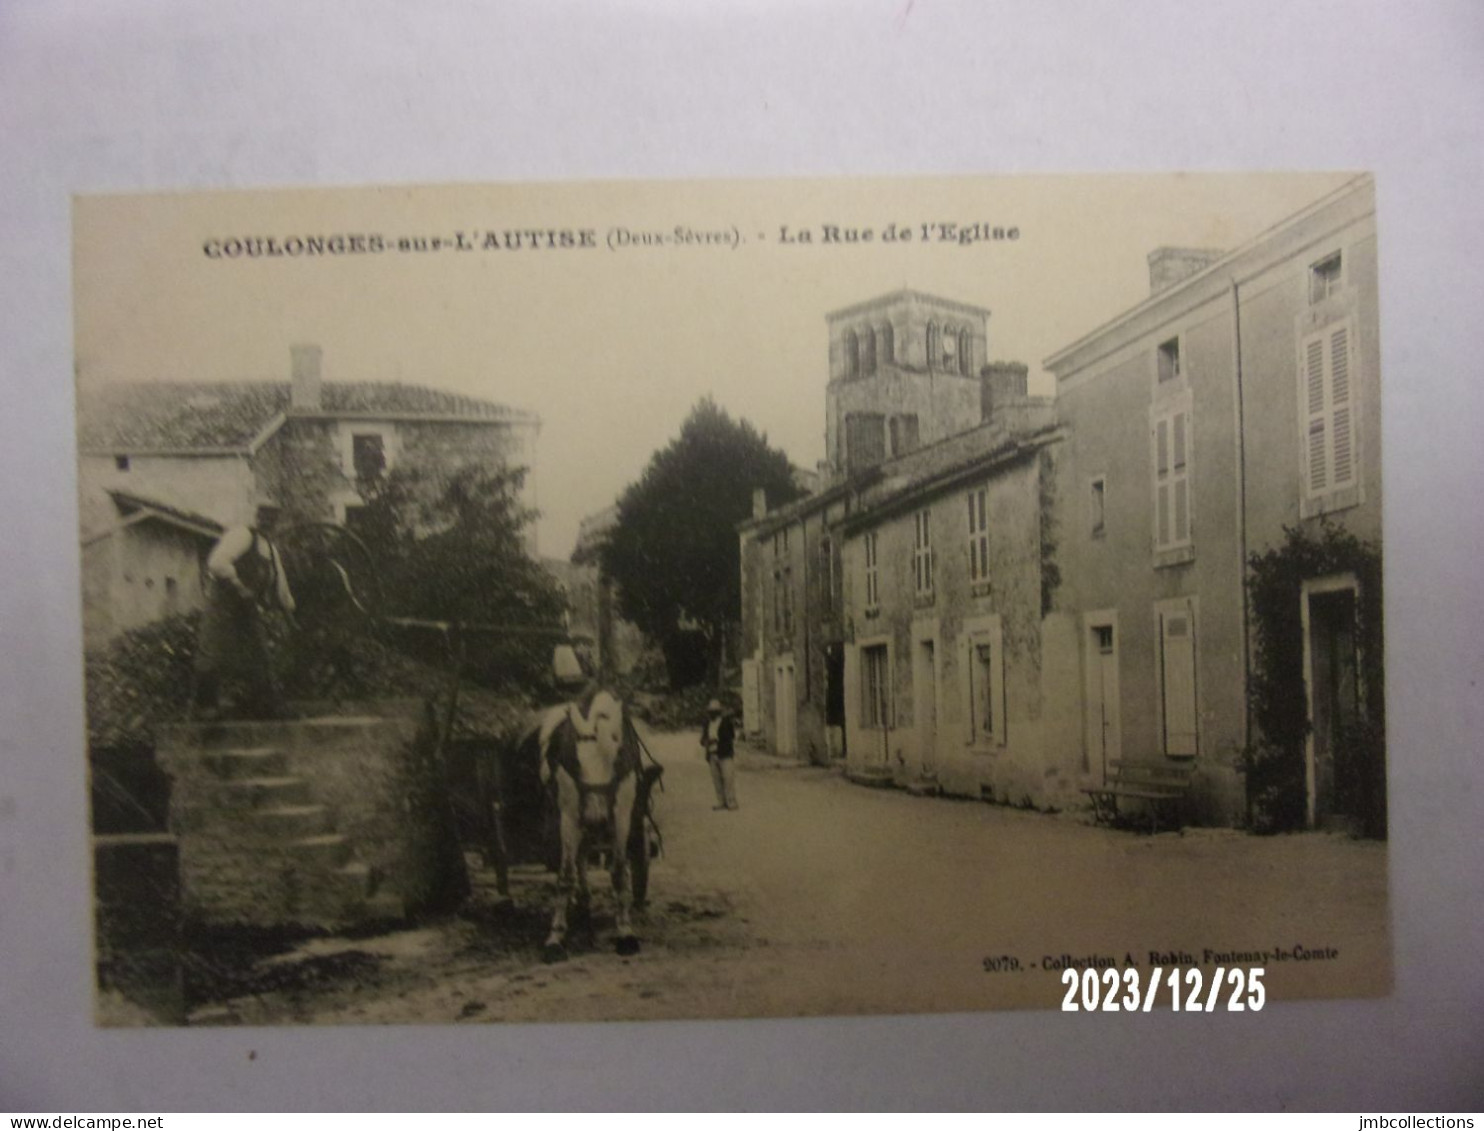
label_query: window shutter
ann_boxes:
[1305,335,1328,493]
[1173,411,1189,542]
[1155,418,1171,546]
[1330,325,1354,487]
[1302,321,1358,499]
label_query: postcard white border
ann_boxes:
[2,0,1482,1111]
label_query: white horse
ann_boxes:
[536,687,642,960]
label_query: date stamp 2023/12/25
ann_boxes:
[982,945,1344,1012]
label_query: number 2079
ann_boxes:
[1060,966,1266,1012]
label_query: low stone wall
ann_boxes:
[157,699,469,930]
[93,833,185,1025]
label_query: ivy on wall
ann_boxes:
[1245,521,1385,837]
[1038,448,1061,617]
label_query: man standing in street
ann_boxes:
[192,511,297,720]
[701,698,738,811]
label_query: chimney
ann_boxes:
[752,488,768,519]
[980,361,1029,423]
[290,344,323,412]
[1147,247,1225,295]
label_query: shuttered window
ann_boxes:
[845,412,886,472]
[1152,400,1193,553]
[967,487,989,583]
[864,531,879,610]
[962,616,1005,746]
[1301,321,1357,500]
[912,509,933,598]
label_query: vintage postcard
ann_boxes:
[75,173,1389,1026]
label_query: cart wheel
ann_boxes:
[275,522,383,631]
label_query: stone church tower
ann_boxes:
[823,289,991,481]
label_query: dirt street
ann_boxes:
[189,724,1390,1026]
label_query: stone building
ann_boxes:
[1046,173,1383,829]
[742,175,1383,830]
[825,290,990,477]
[836,377,1068,800]
[558,505,648,679]
[77,345,540,648]
[738,288,1043,771]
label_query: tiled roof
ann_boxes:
[107,489,224,536]
[77,381,534,453]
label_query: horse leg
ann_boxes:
[610,777,640,956]
[543,777,580,962]
[572,819,594,944]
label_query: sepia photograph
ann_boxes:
[74,172,1389,1028]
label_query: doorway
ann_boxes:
[773,657,797,759]
[913,636,938,779]
[1302,576,1361,829]
[1083,613,1121,782]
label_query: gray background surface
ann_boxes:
[1,0,1481,1111]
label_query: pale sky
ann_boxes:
[74,172,1355,556]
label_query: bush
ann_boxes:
[1245,522,1385,837]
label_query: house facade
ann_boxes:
[741,176,1383,832]
[77,345,540,649]
[836,385,1074,803]
[1046,174,1382,829]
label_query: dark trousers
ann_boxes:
[192,584,280,719]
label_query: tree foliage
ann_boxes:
[601,398,803,686]
[354,463,566,686]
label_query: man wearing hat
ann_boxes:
[700,698,738,811]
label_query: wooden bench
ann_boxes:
[1083,760,1195,834]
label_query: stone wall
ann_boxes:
[157,700,468,930]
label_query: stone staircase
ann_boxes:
[159,703,467,932]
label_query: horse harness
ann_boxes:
[544,699,639,815]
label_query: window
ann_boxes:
[1310,252,1342,305]
[863,327,877,375]
[1156,600,1198,756]
[958,328,973,375]
[912,509,933,598]
[861,644,891,728]
[1090,477,1106,537]
[942,326,958,369]
[1152,400,1193,555]
[844,329,860,377]
[863,531,880,611]
[1157,336,1182,384]
[926,322,940,369]
[967,487,989,585]
[819,535,834,603]
[114,455,130,472]
[889,414,919,456]
[879,322,894,365]
[962,616,1004,746]
[845,412,886,471]
[971,641,995,737]
[349,433,385,481]
[1301,321,1358,507]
